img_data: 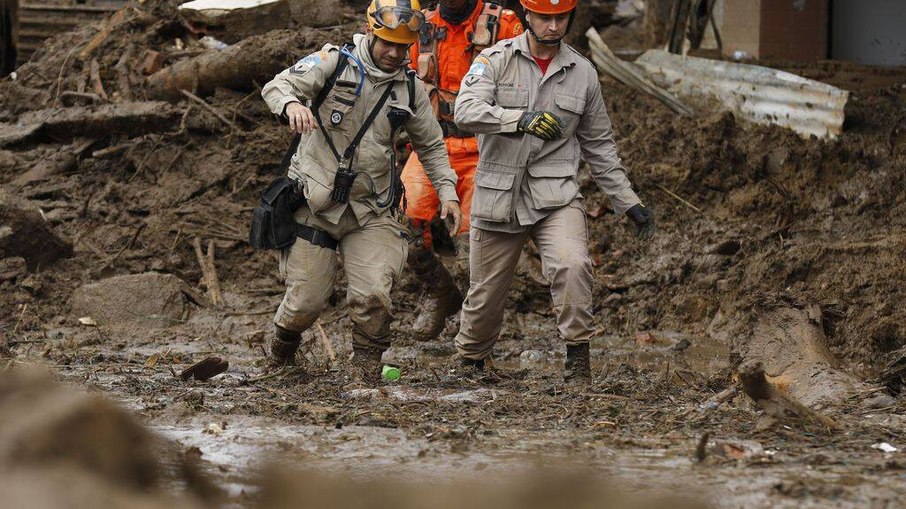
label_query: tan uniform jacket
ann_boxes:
[453,33,641,232]
[262,34,458,226]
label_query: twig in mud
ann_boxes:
[180,90,240,132]
[99,223,146,271]
[652,182,702,213]
[60,91,105,104]
[92,143,134,158]
[170,228,183,254]
[7,338,45,345]
[12,304,28,335]
[89,59,108,100]
[315,320,337,364]
[129,137,162,183]
[52,49,78,107]
[192,237,224,307]
[700,385,739,412]
[179,105,193,133]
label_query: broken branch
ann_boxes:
[192,237,224,307]
[315,320,337,364]
[180,90,240,131]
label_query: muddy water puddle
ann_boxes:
[54,329,906,509]
[152,414,906,509]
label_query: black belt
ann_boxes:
[440,120,474,139]
[296,223,338,250]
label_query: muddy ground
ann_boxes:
[2,1,906,507]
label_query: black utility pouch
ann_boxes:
[249,177,305,250]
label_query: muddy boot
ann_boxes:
[348,346,384,386]
[564,343,591,384]
[447,356,504,384]
[411,250,463,341]
[268,325,302,368]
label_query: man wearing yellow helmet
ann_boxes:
[260,0,462,385]
[451,0,656,385]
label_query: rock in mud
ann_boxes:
[0,188,73,271]
[740,296,861,408]
[70,272,193,329]
[0,369,208,509]
[0,368,160,489]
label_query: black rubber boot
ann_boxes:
[269,325,302,367]
[564,343,591,383]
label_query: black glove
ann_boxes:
[517,111,564,141]
[626,204,655,240]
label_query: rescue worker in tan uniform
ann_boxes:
[452,0,655,383]
[401,0,523,341]
[261,0,462,383]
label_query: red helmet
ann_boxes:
[519,0,577,15]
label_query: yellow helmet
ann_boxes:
[367,0,425,45]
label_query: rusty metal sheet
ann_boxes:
[633,50,849,139]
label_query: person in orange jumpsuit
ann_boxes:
[402,0,523,340]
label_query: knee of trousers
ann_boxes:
[348,291,394,338]
[275,284,330,332]
[549,253,594,305]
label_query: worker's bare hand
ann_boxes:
[440,200,462,236]
[284,102,317,135]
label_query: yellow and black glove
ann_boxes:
[517,111,565,141]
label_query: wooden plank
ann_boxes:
[585,28,693,117]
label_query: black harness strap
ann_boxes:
[344,84,394,160]
[296,223,339,250]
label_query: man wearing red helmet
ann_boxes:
[401,0,523,342]
[452,0,656,384]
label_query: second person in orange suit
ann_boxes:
[403,0,523,340]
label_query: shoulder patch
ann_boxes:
[464,56,491,87]
[467,56,491,76]
[511,21,523,35]
[291,53,323,75]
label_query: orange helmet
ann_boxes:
[519,0,577,15]
[367,0,426,45]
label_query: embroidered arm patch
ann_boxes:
[290,51,327,75]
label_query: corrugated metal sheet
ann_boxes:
[633,50,849,140]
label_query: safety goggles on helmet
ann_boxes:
[370,6,426,32]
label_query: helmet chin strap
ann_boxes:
[525,10,576,46]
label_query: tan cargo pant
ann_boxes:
[454,202,595,360]
[274,206,408,352]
